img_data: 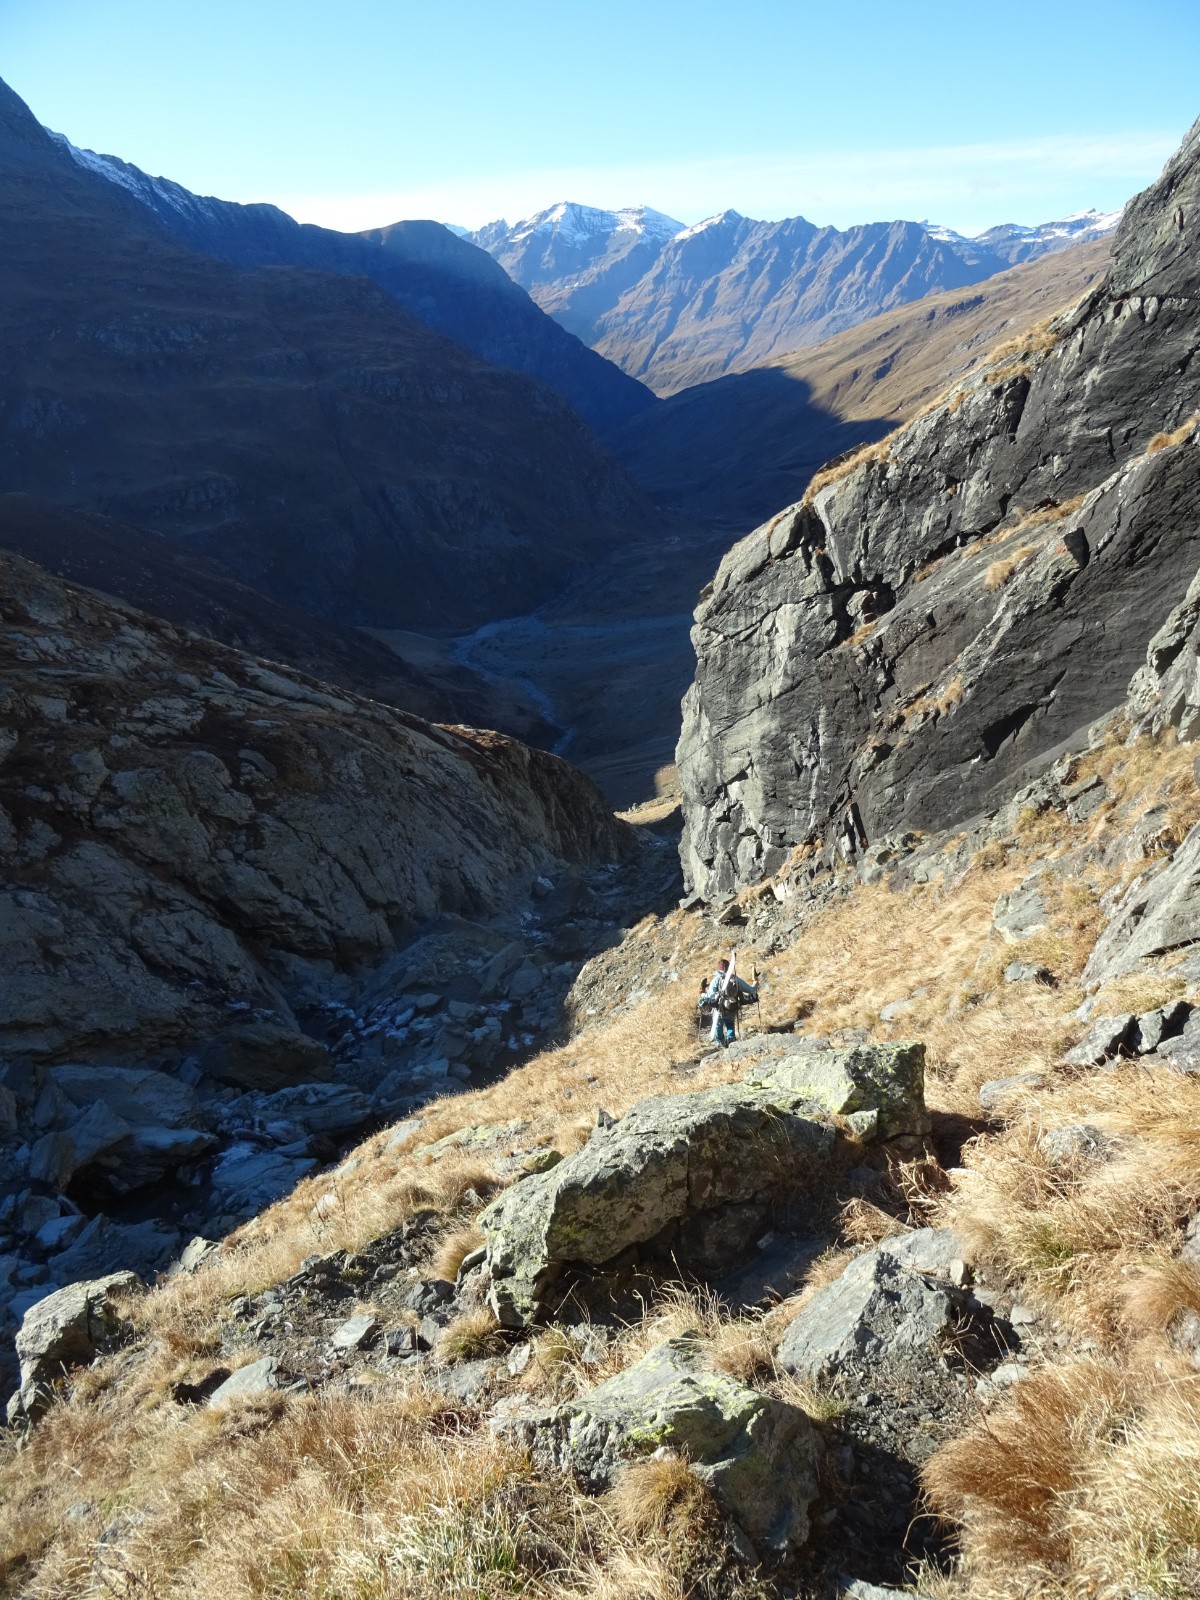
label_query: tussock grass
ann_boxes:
[801,437,893,505]
[937,1067,1200,1326]
[429,1223,486,1284]
[436,1308,506,1364]
[984,543,1039,591]
[924,1356,1200,1596]
[981,314,1063,387]
[1147,411,1200,454]
[606,1453,719,1547]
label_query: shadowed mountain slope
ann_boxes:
[0,77,659,634]
[54,138,654,435]
[0,494,555,743]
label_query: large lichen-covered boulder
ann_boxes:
[481,1081,835,1326]
[482,1041,928,1326]
[7,1270,138,1423]
[777,1230,960,1381]
[747,1040,930,1139]
[504,1334,820,1556]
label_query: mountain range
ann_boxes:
[470,201,1121,392]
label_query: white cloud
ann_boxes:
[243,130,1181,236]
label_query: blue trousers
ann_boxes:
[710,1011,736,1047]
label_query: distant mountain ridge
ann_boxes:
[48,135,654,433]
[471,202,1122,393]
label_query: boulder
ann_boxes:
[330,1313,379,1351]
[208,1143,316,1213]
[7,1270,138,1422]
[504,1334,820,1556]
[1037,1123,1113,1167]
[47,1064,204,1130]
[245,1082,374,1139]
[777,1231,961,1382]
[992,881,1050,943]
[481,1078,836,1327]
[1083,824,1200,987]
[745,1040,930,1140]
[1063,1014,1135,1067]
[978,1071,1047,1114]
[208,1355,281,1405]
[199,1024,333,1091]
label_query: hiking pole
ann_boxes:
[753,965,762,1035]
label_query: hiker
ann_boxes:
[698,957,757,1048]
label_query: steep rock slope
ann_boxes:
[0,77,657,633]
[53,134,653,434]
[0,550,628,1063]
[478,203,1119,395]
[611,239,1111,529]
[678,120,1200,900]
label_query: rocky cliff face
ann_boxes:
[678,119,1200,901]
[0,550,628,1064]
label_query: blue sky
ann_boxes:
[5,0,1198,233]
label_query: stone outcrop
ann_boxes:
[481,1040,925,1325]
[7,1270,137,1422]
[678,118,1200,899]
[503,1333,820,1557]
[0,550,629,1064]
[777,1230,962,1382]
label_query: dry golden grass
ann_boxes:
[436,1307,507,1364]
[606,1454,718,1547]
[1146,411,1200,454]
[981,315,1063,387]
[936,1066,1200,1328]
[429,1223,486,1284]
[924,1355,1200,1597]
[984,543,1039,591]
[897,674,965,727]
[801,436,892,505]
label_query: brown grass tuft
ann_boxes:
[985,542,1039,591]
[436,1307,507,1364]
[1147,411,1200,454]
[802,437,892,505]
[429,1222,486,1284]
[923,1357,1132,1571]
[606,1453,718,1546]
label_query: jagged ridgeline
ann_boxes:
[679,114,1200,901]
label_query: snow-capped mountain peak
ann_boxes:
[923,207,1123,249]
[674,210,745,243]
[503,201,684,250]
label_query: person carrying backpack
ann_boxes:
[698,954,758,1048]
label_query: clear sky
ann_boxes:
[5,0,1198,234]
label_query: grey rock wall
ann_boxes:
[678,118,1200,899]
